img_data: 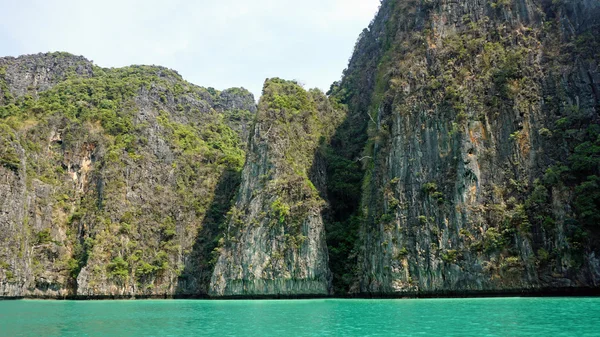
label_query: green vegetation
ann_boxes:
[422,182,444,204]
[0,124,20,171]
[396,247,409,260]
[441,250,460,264]
[107,257,129,280]
[270,198,291,224]
[267,81,311,113]
[35,229,52,245]
[157,110,244,170]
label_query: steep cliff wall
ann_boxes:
[332,0,600,295]
[210,79,344,297]
[0,53,255,298]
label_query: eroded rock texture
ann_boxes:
[0,53,255,298]
[328,0,600,295]
[210,79,344,297]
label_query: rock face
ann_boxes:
[327,0,600,295]
[0,53,255,298]
[1,0,600,299]
[210,79,343,297]
[0,53,93,101]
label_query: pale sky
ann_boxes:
[0,0,380,99]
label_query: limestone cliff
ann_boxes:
[0,53,255,298]
[210,79,344,296]
[327,0,600,295]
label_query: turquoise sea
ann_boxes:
[0,298,599,336]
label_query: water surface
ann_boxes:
[1,297,598,336]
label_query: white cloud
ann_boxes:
[0,0,380,98]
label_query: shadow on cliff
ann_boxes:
[175,169,241,297]
[309,105,370,296]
